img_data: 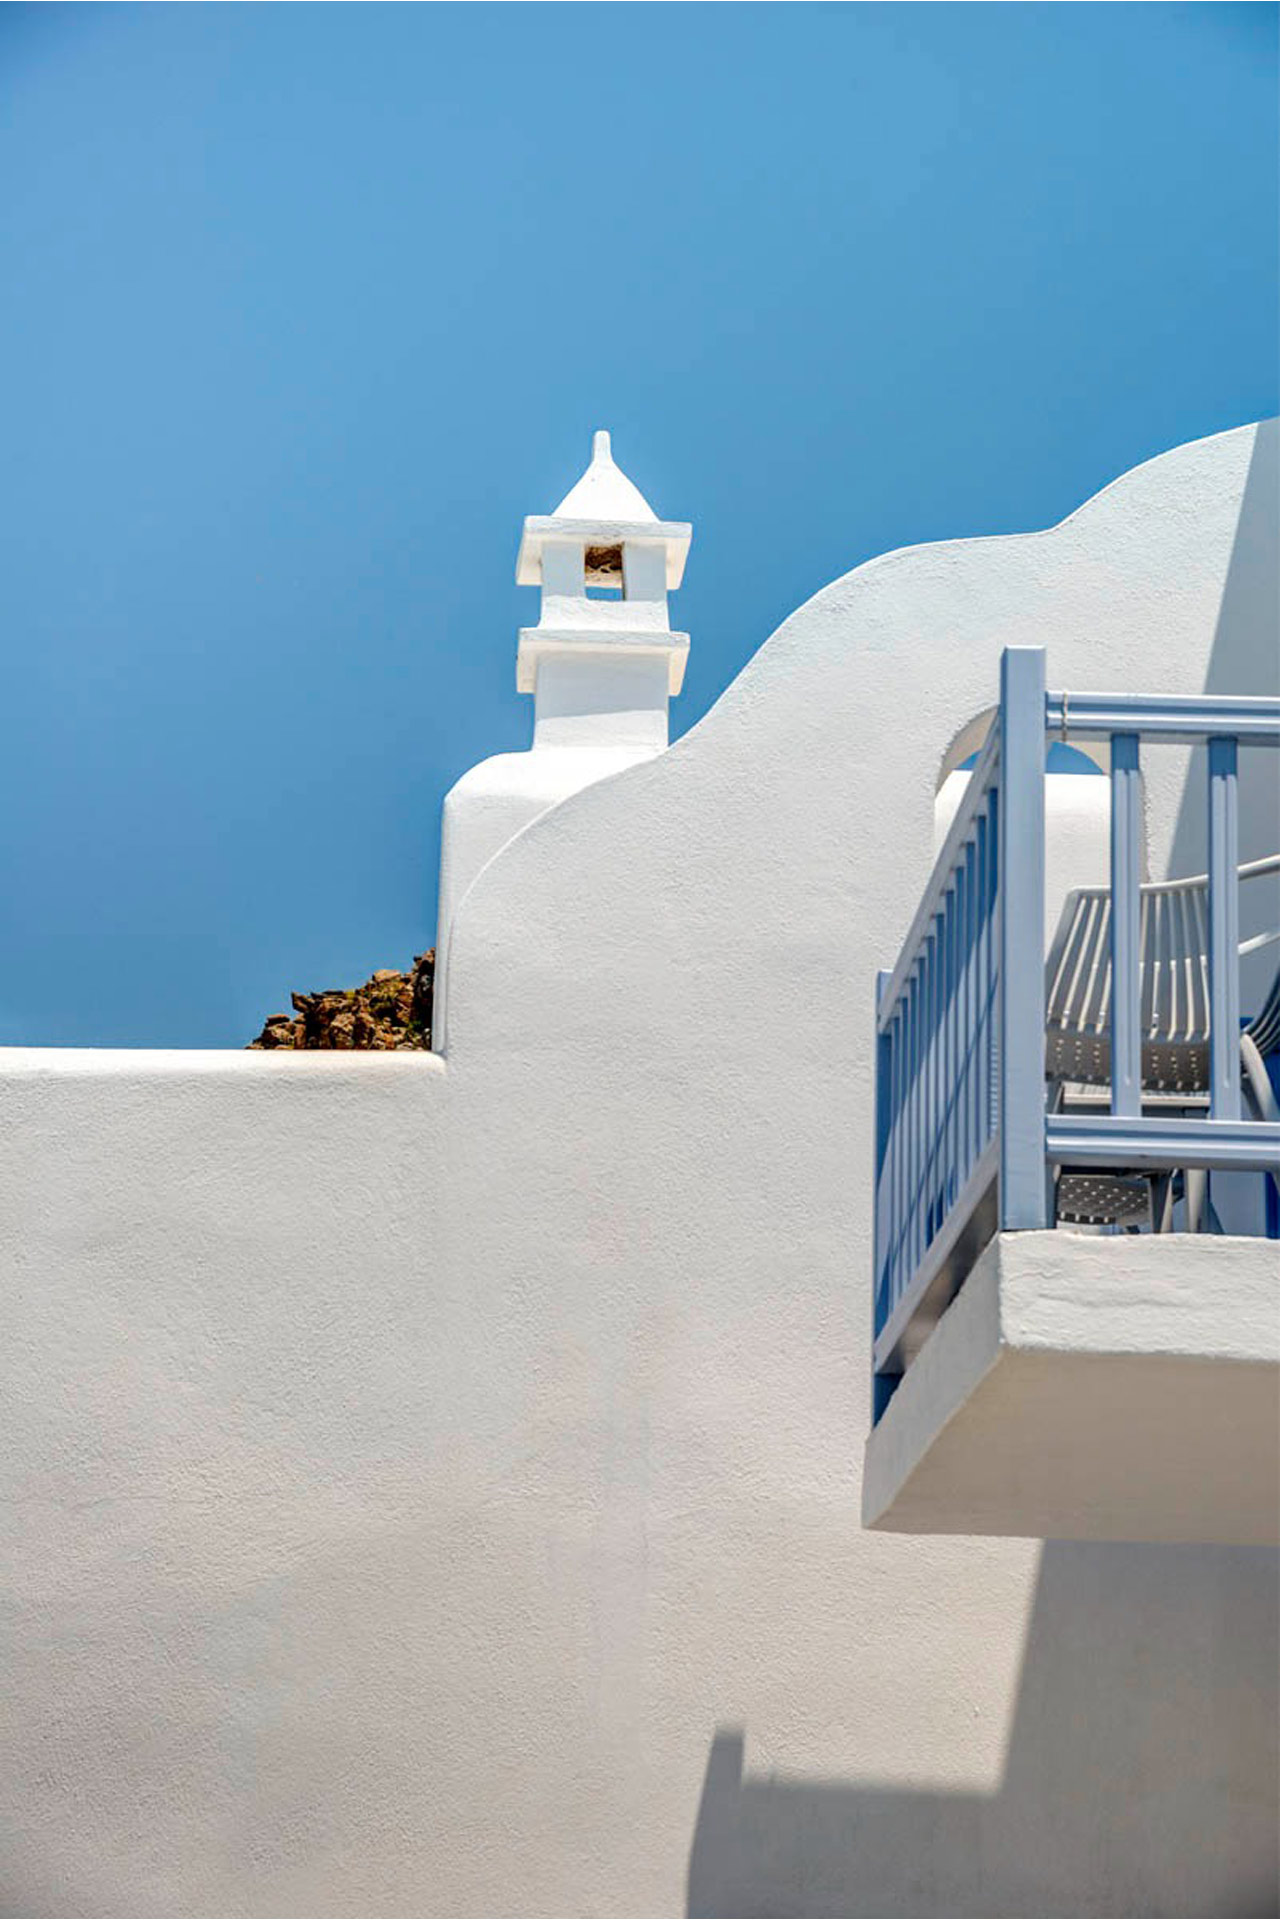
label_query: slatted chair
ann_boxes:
[1044,854,1280,1229]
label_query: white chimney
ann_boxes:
[433,431,692,1050]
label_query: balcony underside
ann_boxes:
[863,1230,1279,1545]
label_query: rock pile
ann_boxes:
[248,951,434,1051]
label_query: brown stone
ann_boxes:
[247,951,434,1052]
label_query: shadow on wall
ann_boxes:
[687,1541,1280,1919]
[1168,418,1280,880]
[1166,421,1280,1010]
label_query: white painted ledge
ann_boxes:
[0,1046,447,1085]
[864,1230,1280,1546]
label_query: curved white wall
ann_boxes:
[1,422,1276,1917]
[434,653,673,1046]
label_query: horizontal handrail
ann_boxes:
[1046,690,1280,744]
[1047,1113,1280,1173]
[1156,852,1280,892]
[1061,853,1280,900]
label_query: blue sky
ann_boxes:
[2,3,1276,1046]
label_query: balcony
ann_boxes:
[863,648,1280,1545]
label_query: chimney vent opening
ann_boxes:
[584,544,624,596]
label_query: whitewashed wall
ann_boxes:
[1,422,1276,1918]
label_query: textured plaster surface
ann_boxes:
[2,424,1278,1917]
[863,1231,1280,1543]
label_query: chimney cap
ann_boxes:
[516,429,691,588]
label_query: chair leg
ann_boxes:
[1162,1177,1178,1234]
[1241,1035,1278,1122]
[1241,1036,1280,1214]
[1150,1171,1174,1234]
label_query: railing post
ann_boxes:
[1110,733,1143,1117]
[960,841,976,1182]
[976,806,991,1153]
[1208,737,1241,1121]
[945,881,959,1211]
[873,969,898,1420]
[874,968,892,1331]
[998,648,1048,1229]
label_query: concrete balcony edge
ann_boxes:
[863,1229,1280,1546]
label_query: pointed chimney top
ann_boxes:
[550,428,659,524]
[516,429,691,592]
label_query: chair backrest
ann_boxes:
[1044,855,1280,1091]
[1045,879,1212,1089]
[1250,966,1280,1058]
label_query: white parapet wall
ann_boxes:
[1,422,1277,1917]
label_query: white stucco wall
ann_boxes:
[434,651,673,1047]
[1,422,1277,1917]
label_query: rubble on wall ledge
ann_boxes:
[248,951,434,1051]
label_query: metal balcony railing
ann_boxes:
[872,647,1280,1419]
